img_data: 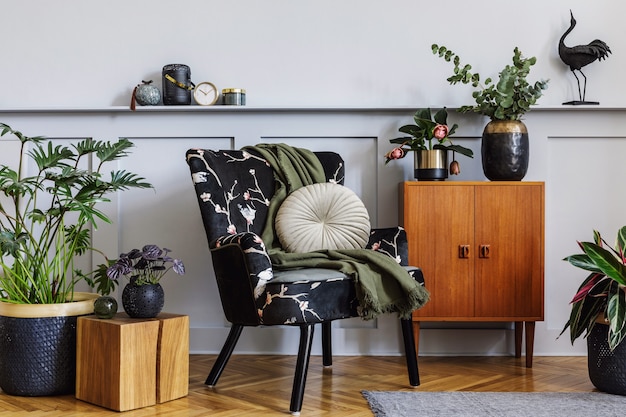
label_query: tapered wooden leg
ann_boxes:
[322,321,332,367]
[205,324,243,386]
[290,324,315,415]
[525,321,535,368]
[401,318,420,386]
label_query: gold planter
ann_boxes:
[414,149,448,181]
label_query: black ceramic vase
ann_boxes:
[122,282,164,318]
[481,120,529,181]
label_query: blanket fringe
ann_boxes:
[359,282,430,321]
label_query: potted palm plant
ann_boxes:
[562,225,626,395]
[0,123,151,396]
[432,44,549,181]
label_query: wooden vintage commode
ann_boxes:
[76,313,189,411]
[400,181,545,367]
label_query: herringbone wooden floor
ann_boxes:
[0,355,594,416]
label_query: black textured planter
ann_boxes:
[481,120,529,181]
[0,292,97,396]
[0,316,77,396]
[122,283,165,318]
[587,323,626,395]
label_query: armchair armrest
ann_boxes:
[368,227,425,286]
[210,233,273,322]
[366,227,410,266]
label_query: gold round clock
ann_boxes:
[193,82,219,106]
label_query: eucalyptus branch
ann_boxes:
[432,44,549,121]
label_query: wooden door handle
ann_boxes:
[458,245,470,259]
[479,244,490,258]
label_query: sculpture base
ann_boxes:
[562,100,599,105]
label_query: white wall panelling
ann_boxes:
[0,106,621,357]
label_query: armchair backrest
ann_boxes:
[186,149,345,244]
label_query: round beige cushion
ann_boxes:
[275,182,371,253]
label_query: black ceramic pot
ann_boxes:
[481,120,529,181]
[122,282,164,318]
[587,323,626,395]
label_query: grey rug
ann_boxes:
[362,391,626,417]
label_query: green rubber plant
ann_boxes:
[0,123,152,304]
[432,44,549,121]
[561,226,626,350]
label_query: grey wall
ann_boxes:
[1,0,621,108]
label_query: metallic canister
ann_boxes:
[414,149,448,181]
[222,88,246,105]
[162,64,193,105]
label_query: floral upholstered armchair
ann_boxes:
[186,147,426,415]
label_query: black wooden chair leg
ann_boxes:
[205,324,244,386]
[400,318,420,386]
[322,321,332,366]
[290,324,315,415]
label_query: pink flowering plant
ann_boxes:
[384,108,473,166]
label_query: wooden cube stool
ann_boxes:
[76,313,189,411]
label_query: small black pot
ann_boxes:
[122,283,164,318]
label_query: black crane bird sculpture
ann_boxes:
[559,10,611,105]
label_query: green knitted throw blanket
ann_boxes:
[243,144,429,320]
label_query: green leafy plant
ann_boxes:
[0,123,152,304]
[385,107,473,167]
[561,226,626,350]
[432,44,549,121]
